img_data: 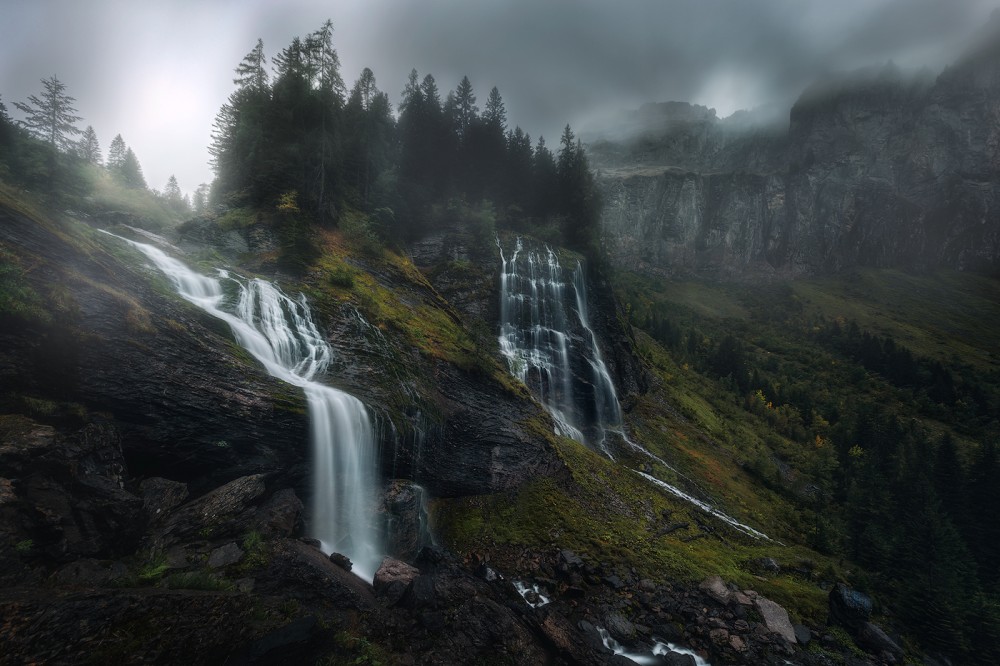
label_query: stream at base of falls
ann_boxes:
[103,231,384,581]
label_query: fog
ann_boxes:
[2,0,996,195]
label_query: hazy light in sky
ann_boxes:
[2,0,996,197]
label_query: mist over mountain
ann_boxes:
[589,15,1000,278]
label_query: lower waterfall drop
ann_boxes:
[103,232,384,580]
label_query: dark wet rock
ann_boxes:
[560,549,585,569]
[475,562,501,582]
[380,480,432,561]
[329,552,352,572]
[794,623,812,646]
[829,583,873,632]
[254,539,375,610]
[228,616,317,664]
[661,651,697,666]
[139,477,189,522]
[856,621,904,660]
[603,574,626,590]
[414,544,450,573]
[0,416,142,565]
[251,488,303,539]
[605,611,637,640]
[156,474,266,546]
[413,361,566,497]
[51,558,128,587]
[752,557,781,573]
[0,587,264,664]
[374,558,419,605]
[298,536,321,548]
[208,542,244,569]
[402,574,437,610]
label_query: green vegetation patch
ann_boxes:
[434,432,834,625]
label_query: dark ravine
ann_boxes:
[592,18,1000,279]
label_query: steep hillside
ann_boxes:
[0,188,922,664]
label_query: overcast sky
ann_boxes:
[2,0,996,196]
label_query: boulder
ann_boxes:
[604,611,636,641]
[208,542,244,568]
[253,539,375,610]
[660,651,697,666]
[158,474,266,544]
[373,557,420,594]
[829,583,873,632]
[857,621,904,660]
[252,489,303,538]
[0,416,142,563]
[698,575,731,605]
[329,552,352,572]
[139,477,189,520]
[380,480,432,560]
[753,596,797,643]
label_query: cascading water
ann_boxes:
[102,232,384,580]
[497,236,773,542]
[497,237,621,450]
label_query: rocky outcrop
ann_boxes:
[0,204,309,495]
[0,416,141,573]
[594,22,1000,278]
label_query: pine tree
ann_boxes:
[14,76,82,152]
[234,38,268,93]
[452,76,478,139]
[557,124,577,174]
[78,125,102,165]
[0,95,13,147]
[107,134,127,171]
[120,148,146,189]
[483,86,506,134]
[304,20,344,99]
[164,174,183,204]
[420,74,441,112]
[192,182,210,214]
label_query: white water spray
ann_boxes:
[597,627,712,666]
[102,232,383,580]
[497,237,622,449]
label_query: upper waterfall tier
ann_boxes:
[497,237,622,451]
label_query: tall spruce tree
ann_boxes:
[78,125,102,165]
[451,76,478,140]
[107,134,127,171]
[119,148,146,189]
[14,76,82,152]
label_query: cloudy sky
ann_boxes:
[2,0,996,195]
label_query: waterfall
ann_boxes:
[497,237,621,450]
[497,236,773,541]
[102,232,383,580]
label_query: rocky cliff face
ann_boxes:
[594,24,1000,278]
[0,206,310,496]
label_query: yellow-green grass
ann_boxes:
[432,430,838,625]
[793,268,1000,369]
